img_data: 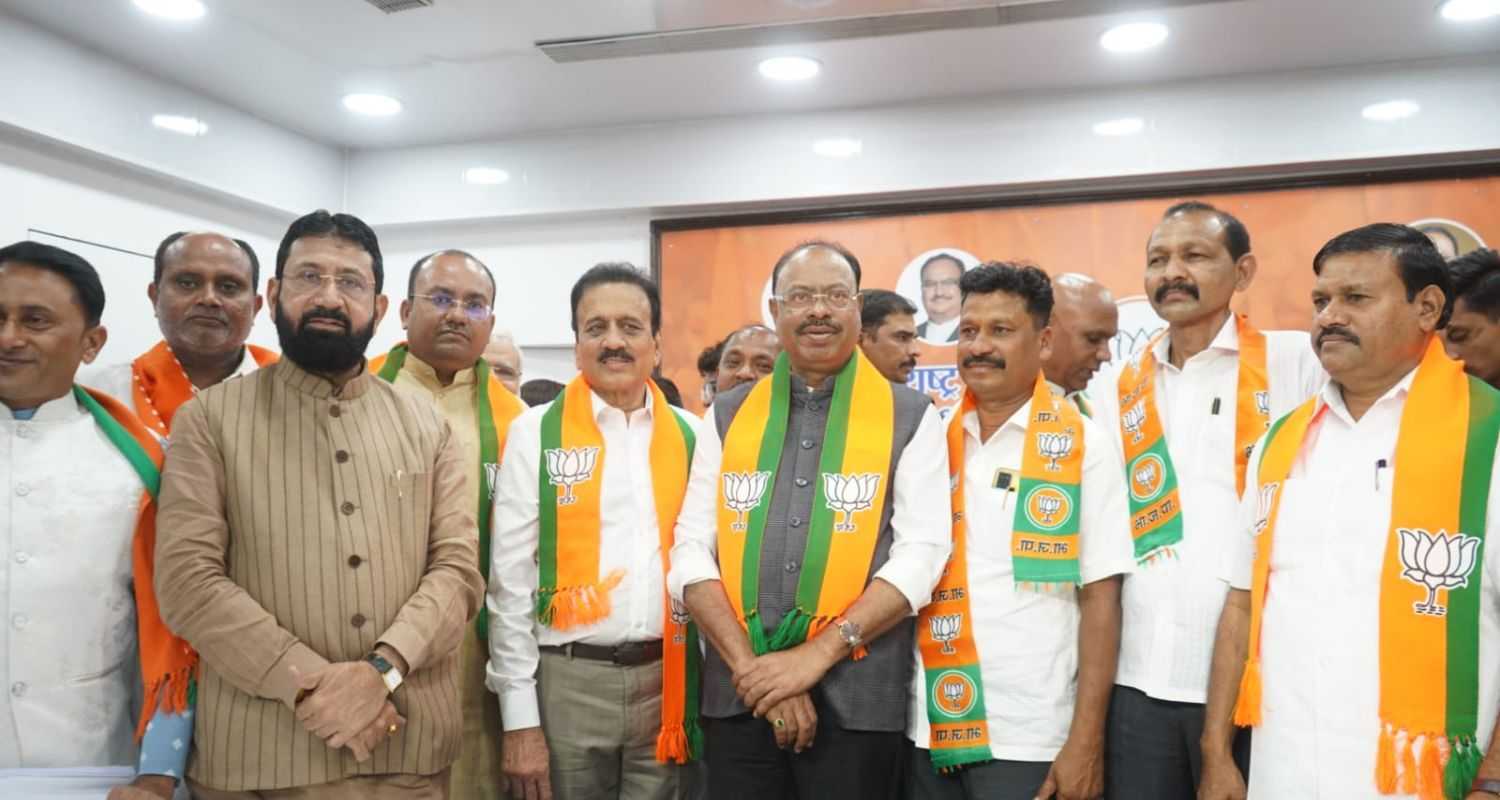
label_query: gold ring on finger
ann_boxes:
[388,723,399,734]
[773,718,786,728]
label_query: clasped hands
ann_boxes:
[732,642,840,754]
[289,661,404,762]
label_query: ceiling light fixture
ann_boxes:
[1362,99,1421,122]
[758,56,821,81]
[132,0,206,20]
[1439,0,1500,21]
[151,114,209,136]
[1099,22,1169,53]
[1092,117,1145,136]
[463,167,510,185]
[342,93,403,116]
[813,138,862,158]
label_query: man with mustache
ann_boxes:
[0,241,198,800]
[669,241,952,798]
[154,210,485,798]
[1039,274,1118,416]
[859,289,921,384]
[489,263,701,800]
[84,231,276,435]
[1091,201,1325,799]
[916,254,965,343]
[368,250,525,800]
[906,262,1133,800]
[1201,224,1500,800]
[1442,248,1500,389]
[715,324,782,396]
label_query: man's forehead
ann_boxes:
[287,235,373,270]
[1149,212,1225,249]
[780,250,855,287]
[1314,251,1399,289]
[728,328,780,351]
[416,257,491,295]
[0,264,76,311]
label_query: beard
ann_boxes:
[273,299,375,375]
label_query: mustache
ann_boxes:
[300,307,351,332]
[598,348,634,364]
[1154,280,1200,303]
[187,310,229,325]
[962,355,1006,370]
[1316,325,1361,348]
[901,358,918,370]
[797,319,840,335]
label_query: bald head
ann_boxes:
[1041,273,1118,393]
[148,231,263,372]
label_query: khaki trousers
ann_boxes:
[188,768,449,799]
[535,649,681,800]
[451,626,506,799]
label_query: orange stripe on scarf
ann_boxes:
[132,341,277,436]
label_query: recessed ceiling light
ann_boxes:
[758,56,821,81]
[1362,99,1421,122]
[1439,0,1500,21]
[342,93,403,116]
[1100,22,1169,53]
[463,167,510,185]
[151,114,208,136]
[1093,117,1145,136]
[132,0,205,20]
[813,138,862,158]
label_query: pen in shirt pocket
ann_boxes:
[393,467,406,498]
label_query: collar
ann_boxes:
[1318,365,1418,425]
[961,396,1033,443]
[1153,312,1240,364]
[588,384,654,423]
[401,351,478,392]
[2,391,82,423]
[274,358,373,399]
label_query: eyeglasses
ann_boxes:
[285,269,370,298]
[772,288,856,311]
[921,278,960,291]
[412,292,493,322]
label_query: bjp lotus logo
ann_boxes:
[932,670,978,718]
[1398,528,1481,616]
[722,471,771,531]
[483,462,502,498]
[1254,390,1270,418]
[1129,454,1167,502]
[823,473,881,532]
[928,613,962,655]
[1253,482,1279,535]
[1122,402,1148,443]
[1024,485,1072,530]
[670,597,691,627]
[1037,432,1074,472]
[544,446,599,505]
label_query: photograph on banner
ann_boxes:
[1409,217,1488,260]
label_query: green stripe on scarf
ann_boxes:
[740,356,792,655]
[75,385,159,497]
[667,407,705,759]
[536,392,566,623]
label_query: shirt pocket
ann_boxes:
[382,468,435,547]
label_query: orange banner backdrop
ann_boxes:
[658,174,1500,414]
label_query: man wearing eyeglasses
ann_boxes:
[915,254,965,344]
[368,249,526,800]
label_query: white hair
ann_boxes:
[489,328,524,366]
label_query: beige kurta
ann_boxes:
[154,359,485,792]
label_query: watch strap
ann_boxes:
[1473,778,1500,796]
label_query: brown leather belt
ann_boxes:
[540,640,663,666]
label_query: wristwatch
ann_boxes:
[833,618,863,651]
[1473,778,1500,797]
[365,652,404,695]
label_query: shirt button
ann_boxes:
[13,552,27,564]
[330,405,342,418]
[10,682,25,697]
[795,477,809,488]
[11,614,25,630]
[336,450,350,464]
[14,484,29,497]
[348,555,363,568]
[807,402,821,412]
[790,517,803,528]
[16,427,33,439]
[350,613,366,629]
[785,561,800,573]
[800,439,814,450]
[341,501,356,516]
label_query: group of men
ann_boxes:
[4,199,1500,800]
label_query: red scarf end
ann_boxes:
[134,664,195,742]
[655,724,689,764]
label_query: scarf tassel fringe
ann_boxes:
[134,666,195,742]
[1231,659,1262,727]
[654,719,704,765]
[747,609,868,660]
[535,570,625,630]
[1374,725,1475,800]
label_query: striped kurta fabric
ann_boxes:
[154,359,484,792]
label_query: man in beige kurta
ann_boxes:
[155,210,485,798]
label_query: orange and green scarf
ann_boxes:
[918,374,1086,770]
[132,340,278,436]
[534,376,701,762]
[1235,339,1500,800]
[1116,314,1268,562]
[371,342,525,638]
[74,385,195,741]
[717,351,894,657]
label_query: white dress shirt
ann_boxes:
[668,400,952,623]
[486,389,699,731]
[923,317,960,343]
[1092,315,1325,703]
[906,401,1136,760]
[1225,368,1500,799]
[0,394,143,768]
[81,347,263,408]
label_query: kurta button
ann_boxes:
[14,484,29,497]
[785,561,799,573]
[336,450,350,464]
[10,682,25,697]
[807,402,821,412]
[795,477,809,488]
[341,501,356,515]
[348,555,362,568]
[790,517,803,528]
[11,614,25,629]
[800,439,814,450]
[13,552,26,564]
[351,614,366,629]
[16,427,33,439]
[330,405,342,418]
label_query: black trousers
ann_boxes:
[1105,685,1251,800]
[703,713,909,800]
[907,747,1051,800]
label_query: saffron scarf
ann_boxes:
[371,342,526,638]
[534,376,701,762]
[917,374,1086,770]
[1234,339,1500,800]
[131,340,278,436]
[74,385,194,740]
[717,351,894,657]
[1115,314,1268,562]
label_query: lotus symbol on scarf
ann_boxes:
[544,446,599,505]
[670,597,691,626]
[824,473,880,532]
[1037,432,1074,472]
[1122,402,1147,443]
[1133,461,1159,493]
[943,679,967,708]
[1398,528,1481,616]
[1035,493,1063,525]
[1255,390,1270,418]
[929,613,962,655]
[1253,482,1279,535]
[722,471,771,531]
